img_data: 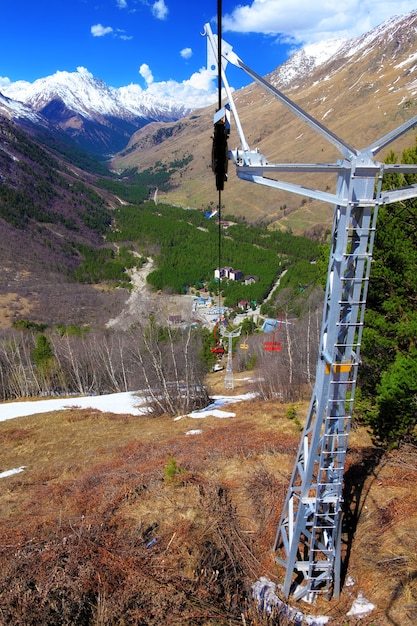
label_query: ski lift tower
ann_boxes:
[223,326,241,389]
[204,23,417,601]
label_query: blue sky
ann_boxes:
[1,1,416,108]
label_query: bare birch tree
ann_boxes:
[130,318,209,416]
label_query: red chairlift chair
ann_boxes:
[210,322,225,354]
[263,313,282,352]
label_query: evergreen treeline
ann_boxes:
[106,202,321,305]
[74,244,143,285]
[356,145,417,447]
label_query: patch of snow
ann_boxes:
[252,577,330,625]
[0,391,256,423]
[0,466,26,479]
[185,429,202,435]
[0,391,150,421]
[271,38,346,88]
[175,393,256,421]
[302,39,346,67]
[192,408,236,419]
[395,51,417,69]
[322,108,333,120]
[346,592,375,618]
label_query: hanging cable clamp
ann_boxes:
[212,104,231,191]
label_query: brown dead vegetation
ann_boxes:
[0,375,416,624]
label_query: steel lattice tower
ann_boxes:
[223,327,241,389]
[274,160,381,600]
[204,22,417,600]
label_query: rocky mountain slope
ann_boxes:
[2,67,192,155]
[1,10,416,327]
[112,10,417,236]
[0,115,127,329]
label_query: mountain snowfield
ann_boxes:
[270,38,347,88]
[0,91,42,123]
[2,36,353,121]
[2,66,192,122]
[1,9,414,124]
[270,9,417,90]
[1,8,416,156]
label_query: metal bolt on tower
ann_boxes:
[204,22,417,601]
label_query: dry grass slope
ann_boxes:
[0,374,416,624]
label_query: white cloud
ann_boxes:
[139,63,154,85]
[0,76,11,87]
[116,0,128,7]
[91,23,132,40]
[91,23,114,37]
[222,0,417,44]
[116,28,133,40]
[124,61,217,109]
[140,67,219,109]
[180,47,193,60]
[152,0,168,20]
[186,68,217,93]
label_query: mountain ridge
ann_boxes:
[3,10,415,158]
[110,9,417,233]
[2,67,193,155]
[0,9,417,328]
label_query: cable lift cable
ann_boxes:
[211,0,230,314]
[210,0,228,350]
[210,0,243,389]
[216,0,222,314]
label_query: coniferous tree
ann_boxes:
[358,145,417,446]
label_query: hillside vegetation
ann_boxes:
[1,376,416,625]
[105,202,320,306]
[1,60,417,621]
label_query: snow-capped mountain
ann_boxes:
[0,91,47,126]
[269,9,417,90]
[3,67,190,123]
[2,67,192,155]
[112,9,417,225]
[271,38,347,89]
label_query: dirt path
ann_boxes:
[106,258,195,330]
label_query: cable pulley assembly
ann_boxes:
[211,104,230,191]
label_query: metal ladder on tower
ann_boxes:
[274,174,381,600]
[204,22,417,601]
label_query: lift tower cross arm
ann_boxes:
[204,23,417,601]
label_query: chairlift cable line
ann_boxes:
[217,0,222,312]
[217,0,222,113]
[211,0,231,313]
